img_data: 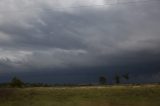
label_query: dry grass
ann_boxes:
[0,85,160,106]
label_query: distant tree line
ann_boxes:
[1,72,160,88]
[0,73,130,88]
[0,73,160,88]
[99,73,130,85]
[0,77,52,88]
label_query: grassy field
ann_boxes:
[0,85,160,106]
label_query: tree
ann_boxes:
[99,76,107,85]
[115,75,120,84]
[10,77,24,88]
[123,73,129,80]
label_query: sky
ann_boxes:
[0,0,160,84]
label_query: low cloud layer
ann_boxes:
[0,0,160,83]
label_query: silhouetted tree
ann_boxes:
[99,76,107,85]
[123,73,129,80]
[10,77,24,88]
[115,75,120,84]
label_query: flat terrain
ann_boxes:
[0,85,160,106]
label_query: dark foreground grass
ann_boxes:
[0,85,160,106]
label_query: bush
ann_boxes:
[10,77,24,88]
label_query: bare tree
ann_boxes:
[99,76,107,85]
[123,73,129,80]
[115,75,120,84]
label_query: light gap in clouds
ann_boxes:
[0,0,157,12]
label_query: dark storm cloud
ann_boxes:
[0,0,160,83]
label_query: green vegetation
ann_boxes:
[0,85,160,106]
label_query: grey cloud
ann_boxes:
[0,0,160,79]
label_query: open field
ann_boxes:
[0,85,160,106]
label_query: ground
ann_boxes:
[0,85,160,106]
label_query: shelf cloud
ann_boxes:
[0,0,160,83]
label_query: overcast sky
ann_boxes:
[0,0,160,84]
